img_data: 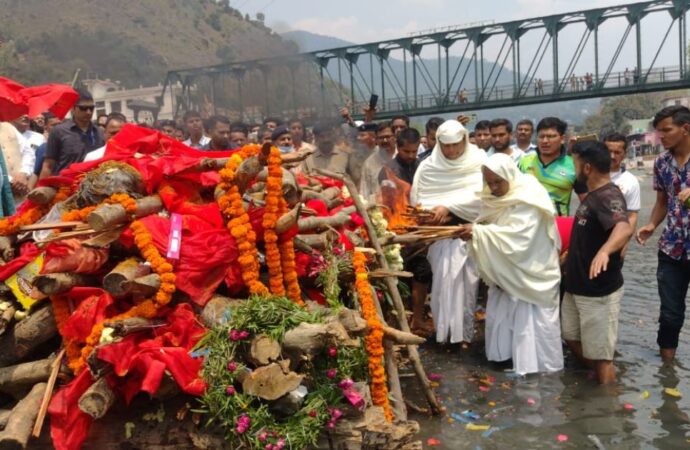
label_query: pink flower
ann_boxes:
[326,368,337,379]
[227,362,237,372]
[338,379,354,390]
[329,407,343,420]
[229,329,241,341]
[258,432,268,442]
[327,421,336,429]
[239,330,250,339]
[225,385,236,395]
[328,347,337,357]
[236,414,250,434]
[308,410,318,417]
[275,439,285,450]
[265,444,274,450]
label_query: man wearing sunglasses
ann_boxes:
[39,89,104,178]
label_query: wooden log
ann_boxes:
[33,273,94,296]
[0,358,54,391]
[235,155,265,193]
[294,230,339,250]
[382,326,425,345]
[297,205,356,233]
[345,230,365,248]
[87,195,163,231]
[200,295,244,328]
[122,273,161,297]
[293,237,314,254]
[314,168,441,416]
[27,187,57,206]
[0,237,16,263]
[241,363,303,401]
[337,308,368,335]
[103,257,150,296]
[0,305,57,368]
[275,203,302,235]
[0,304,15,336]
[247,335,281,366]
[78,378,115,420]
[280,147,315,165]
[282,321,351,361]
[0,410,9,430]
[103,317,164,337]
[0,382,46,449]
[82,227,124,248]
[369,270,413,279]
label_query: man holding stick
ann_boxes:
[411,120,486,345]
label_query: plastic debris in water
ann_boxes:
[466,423,490,431]
[427,438,442,446]
[428,372,442,381]
[587,434,606,450]
[664,387,682,398]
[451,412,472,423]
[488,401,496,407]
[641,391,650,399]
[479,386,490,392]
[461,410,481,421]
[623,403,635,410]
[124,422,135,439]
[527,398,536,406]
[557,434,569,442]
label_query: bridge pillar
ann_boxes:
[543,16,565,94]
[584,9,606,87]
[503,22,527,99]
[626,4,650,84]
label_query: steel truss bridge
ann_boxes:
[163,0,690,121]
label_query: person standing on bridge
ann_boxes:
[518,117,586,216]
[636,105,690,363]
[411,119,486,345]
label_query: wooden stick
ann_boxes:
[369,270,413,279]
[32,349,64,438]
[18,221,82,232]
[315,168,442,415]
[82,226,125,248]
[38,228,97,244]
[77,377,115,420]
[0,382,46,448]
[33,273,95,296]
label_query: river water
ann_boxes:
[407,170,690,449]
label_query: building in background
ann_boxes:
[81,79,184,124]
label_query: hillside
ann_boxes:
[0,0,298,87]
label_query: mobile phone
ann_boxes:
[369,94,379,110]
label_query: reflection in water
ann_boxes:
[409,178,690,449]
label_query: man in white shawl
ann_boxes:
[411,120,486,344]
[457,153,564,375]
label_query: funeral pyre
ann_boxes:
[0,124,439,450]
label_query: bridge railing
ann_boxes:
[349,65,684,116]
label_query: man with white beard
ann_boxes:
[411,120,487,344]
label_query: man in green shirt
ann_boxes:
[518,117,585,216]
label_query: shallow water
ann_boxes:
[407,173,690,449]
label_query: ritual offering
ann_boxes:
[0,124,437,450]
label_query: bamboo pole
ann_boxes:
[315,168,442,415]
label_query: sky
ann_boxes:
[233,0,683,79]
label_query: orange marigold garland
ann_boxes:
[0,185,72,235]
[217,145,269,296]
[263,147,285,295]
[352,251,393,422]
[50,295,83,372]
[278,197,303,306]
[73,219,177,374]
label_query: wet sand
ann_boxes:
[407,173,690,449]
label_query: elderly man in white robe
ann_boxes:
[457,153,564,374]
[411,120,486,345]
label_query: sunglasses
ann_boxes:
[76,105,95,112]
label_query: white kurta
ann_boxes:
[427,238,479,343]
[485,286,563,375]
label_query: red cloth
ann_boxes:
[123,215,242,304]
[0,242,41,281]
[555,216,575,254]
[59,288,117,342]
[0,77,78,121]
[48,369,95,450]
[49,304,207,450]
[97,303,207,402]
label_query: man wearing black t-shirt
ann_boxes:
[561,141,632,384]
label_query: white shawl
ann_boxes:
[470,153,561,308]
[410,120,486,221]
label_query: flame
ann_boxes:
[380,167,416,233]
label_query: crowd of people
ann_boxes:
[1,87,689,386]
